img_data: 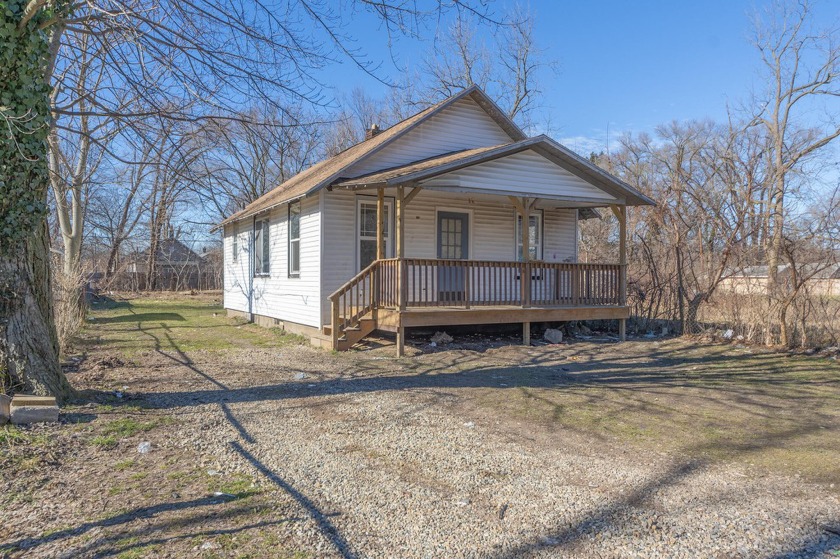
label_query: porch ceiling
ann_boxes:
[330,136,654,207]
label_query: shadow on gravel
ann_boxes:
[1,495,265,555]
[126,323,361,559]
[483,425,830,559]
[103,317,838,558]
[763,529,840,559]
[232,441,359,559]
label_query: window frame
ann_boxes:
[515,209,544,261]
[253,217,270,277]
[356,196,394,272]
[288,201,301,278]
[231,226,238,263]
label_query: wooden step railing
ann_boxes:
[329,259,625,349]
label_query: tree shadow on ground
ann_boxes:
[79,320,362,557]
[92,312,185,324]
[0,495,294,555]
[481,425,839,558]
[72,307,840,558]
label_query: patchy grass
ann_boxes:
[101,417,160,438]
[208,473,262,499]
[467,340,840,485]
[114,459,136,471]
[90,435,118,449]
[0,425,50,448]
[80,293,306,356]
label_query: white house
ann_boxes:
[219,86,653,354]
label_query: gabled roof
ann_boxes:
[129,238,204,266]
[155,238,203,265]
[332,136,654,206]
[220,86,525,226]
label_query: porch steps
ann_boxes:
[335,316,377,351]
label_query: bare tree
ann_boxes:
[6,0,505,399]
[323,87,399,155]
[420,5,554,128]
[775,191,840,346]
[86,139,156,282]
[749,0,840,341]
[192,105,324,220]
[598,118,769,335]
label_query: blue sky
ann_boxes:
[319,0,839,154]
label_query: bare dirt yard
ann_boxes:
[2,293,839,559]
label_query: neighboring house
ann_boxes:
[125,238,208,291]
[219,86,654,354]
[720,264,840,296]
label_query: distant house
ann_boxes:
[218,86,654,354]
[124,238,208,291]
[720,264,840,296]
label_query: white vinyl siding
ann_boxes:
[223,223,251,314]
[344,97,513,178]
[319,188,578,325]
[223,196,321,328]
[421,149,617,202]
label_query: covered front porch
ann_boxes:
[324,136,647,355]
[326,188,629,355]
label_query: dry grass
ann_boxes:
[52,268,87,353]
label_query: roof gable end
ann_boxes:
[220,87,525,226]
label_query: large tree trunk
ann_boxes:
[1,222,75,403]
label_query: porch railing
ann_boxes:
[329,259,625,341]
[392,259,624,308]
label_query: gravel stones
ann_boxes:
[9,340,838,558]
[159,345,840,559]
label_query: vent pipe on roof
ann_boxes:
[365,123,381,140]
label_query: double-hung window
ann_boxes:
[254,218,270,276]
[232,228,238,263]
[357,198,392,271]
[288,201,301,277]
[516,211,543,261]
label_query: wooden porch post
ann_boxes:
[611,204,628,342]
[396,185,405,357]
[520,197,531,345]
[377,187,385,260]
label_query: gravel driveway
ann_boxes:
[137,341,840,559]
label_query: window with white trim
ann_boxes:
[357,198,392,271]
[232,227,238,263]
[254,218,270,276]
[288,201,301,277]
[516,211,543,261]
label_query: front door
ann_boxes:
[437,211,469,302]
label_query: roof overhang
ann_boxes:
[331,136,654,207]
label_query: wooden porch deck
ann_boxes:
[376,304,629,331]
[328,258,628,352]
